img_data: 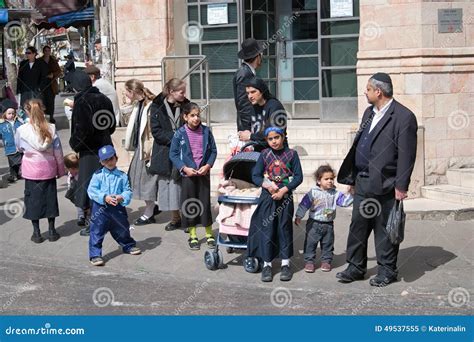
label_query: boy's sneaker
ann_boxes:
[206,236,216,248]
[280,265,293,281]
[321,262,332,272]
[304,263,315,273]
[129,247,142,255]
[79,226,90,236]
[188,238,200,250]
[90,257,104,266]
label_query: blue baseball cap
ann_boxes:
[98,145,116,161]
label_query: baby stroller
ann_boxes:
[204,142,263,273]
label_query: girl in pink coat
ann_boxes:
[15,99,65,243]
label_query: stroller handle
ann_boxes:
[240,140,263,151]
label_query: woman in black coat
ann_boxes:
[69,71,116,236]
[148,78,189,230]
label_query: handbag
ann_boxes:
[385,200,406,245]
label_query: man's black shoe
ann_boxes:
[336,269,364,283]
[261,266,273,282]
[280,265,293,281]
[369,275,397,287]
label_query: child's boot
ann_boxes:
[31,223,44,244]
[48,218,60,242]
[188,227,199,250]
[48,227,60,242]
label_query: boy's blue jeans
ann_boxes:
[303,219,335,264]
[89,201,136,259]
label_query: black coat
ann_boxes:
[17,59,49,94]
[232,63,256,131]
[148,93,189,176]
[337,99,418,195]
[69,86,116,153]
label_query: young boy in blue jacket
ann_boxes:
[169,102,217,250]
[0,99,25,183]
[87,145,141,266]
[295,165,353,273]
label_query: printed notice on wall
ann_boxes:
[207,3,228,25]
[438,8,463,33]
[330,0,353,18]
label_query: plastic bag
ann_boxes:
[385,200,405,245]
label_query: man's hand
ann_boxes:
[395,188,407,201]
[183,167,198,177]
[197,164,211,176]
[105,195,118,206]
[347,185,355,195]
[294,217,302,226]
[238,130,251,141]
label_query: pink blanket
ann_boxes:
[216,203,257,236]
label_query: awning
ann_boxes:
[32,0,89,18]
[47,6,94,27]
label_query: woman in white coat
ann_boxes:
[124,79,161,225]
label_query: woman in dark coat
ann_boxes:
[69,71,116,236]
[148,78,189,230]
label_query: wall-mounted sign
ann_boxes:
[438,8,463,33]
[330,0,353,18]
[207,3,228,25]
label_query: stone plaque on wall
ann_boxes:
[438,8,463,33]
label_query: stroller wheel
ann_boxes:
[243,257,260,273]
[204,250,218,270]
[226,247,234,254]
[217,250,224,269]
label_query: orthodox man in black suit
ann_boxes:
[336,72,418,287]
[17,46,49,108]
[233,38,264,132]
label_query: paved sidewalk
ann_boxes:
[0,127,472,315]
[0,173,472,315]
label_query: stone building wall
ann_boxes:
[357,0,474,197]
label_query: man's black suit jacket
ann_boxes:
[337,99,418,195]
